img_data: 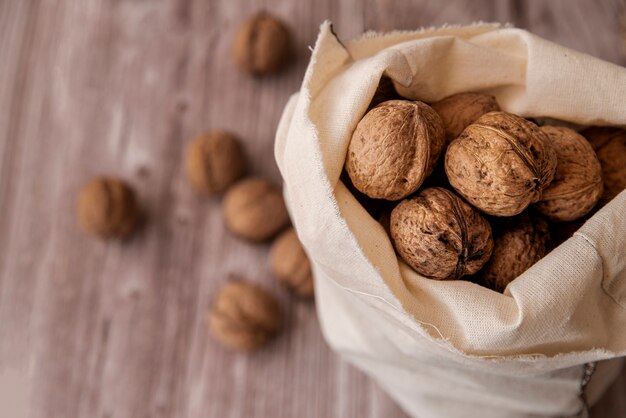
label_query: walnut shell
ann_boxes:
[431,92,500,144]
[581,127,626,206]
[232,12,290,75]
[345,100,445,201]
[390,187,493,280]
[533,126,603,221]
[223,178,290,241]
[185,131,246,195]
[208,281,282,351]
[77,176,139,239]
[270,228,314,298]
[480,213,551,293]
[445,112,557,216]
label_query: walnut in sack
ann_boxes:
[390,187,493,280]
[533,126,603,221]
[185,131,246,195]
[270,228,314,298]
[581,127,626,206]
[431,92,500,144]
[232,12,291,75]
[480,213,551,293]
[445,112,557,216]
[223,177,289,241]
[77,176,140,239]
[345,100,445,201]
[208,281,282,351]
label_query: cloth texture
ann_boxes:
[274,22,626,418]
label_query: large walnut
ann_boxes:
[432,92,500,144]
[480,213,551,293]
[445,112,557,217]
[534,126,603,221]
[345,100,445,201]
[390,187,493,280]
[581,127,626,206]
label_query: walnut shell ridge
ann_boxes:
[390,187,493,280]
[582,127,626,206]
[432,92,500,144]
[346,100,445,201]
[445,111,557,217]
[534,126,603,221]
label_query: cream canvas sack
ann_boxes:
[275,22,626,418]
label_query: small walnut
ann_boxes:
[208,281,282,351]
[77,176,140,239]
[533,126,603,221]
[581,127,626,206]
[480,213,551,293]
[390,187,493,280]
[445,112,557,216]
[345,100,445,201]
[223,178,290,241]
[270,228,314,298]
[232,12,291,75]
[431,92,500,144]
[185,131,246,195]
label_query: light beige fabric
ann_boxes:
[275,22,626,417]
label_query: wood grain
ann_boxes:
[0,1,624,417]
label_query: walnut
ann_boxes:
[581,127,626,206]
[480,213,551,293]
[533,126,603,221]
[390,187,493,280]
[208,280,282,351]
[270,228,314,298]
[232,12,291,75]
[77,176,140,239]
[345,100,445,201]
[185,131,246,195]
[445,112,557,216]
[223,177,290,241]
[431,92,500,144]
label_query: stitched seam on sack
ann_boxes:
[574,231,626,310]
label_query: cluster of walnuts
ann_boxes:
[346,81,626,292]
[77,12,305,352]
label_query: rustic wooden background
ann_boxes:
[1,1,625,417]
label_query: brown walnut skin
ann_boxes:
[345,100,445,201]
[270,228,314,298]
[431,92,500,144]
[232,12,290,75]
[533,126,603,221]
[223,178,290,241]
[445,111,557,217]
[480,213,551,293]
[390,187,493,280]
[185,131,246,195]
[77,177,139,239]
[581,127,626,206]
[208,281,282,352]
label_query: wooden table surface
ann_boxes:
[1,1,625,417]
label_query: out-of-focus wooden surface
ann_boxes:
[0,1,625,417]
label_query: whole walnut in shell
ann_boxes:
[232,12,291,75]
[431,92,500,144]
[346,100,445,201]
[77,176,140,239]
[185,131,246,195]
[480,213,551,293]
[223,177,290,241]
[445,112,557,217]
[581,127,626,206]
[270,228,314,298]
[208,281,282,351]
[390,187,493,280]
[533,126,603,221]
